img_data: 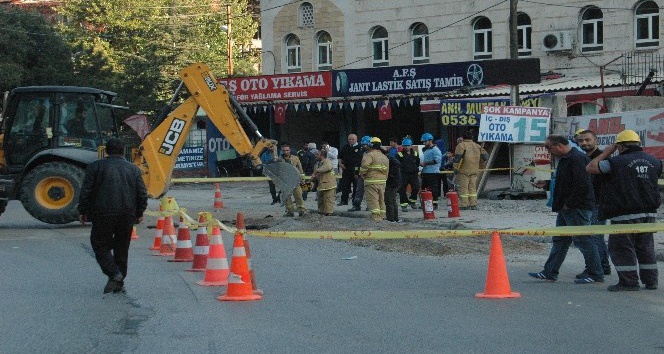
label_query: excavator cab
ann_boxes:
[0,86,129,223]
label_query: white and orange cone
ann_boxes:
[168,215,194,262]
[187,215,210,272]
[154,215,176,256]
[213,183,224,209]
[218,225,263,302]
[149,205,164,250]
[196,226,230,286]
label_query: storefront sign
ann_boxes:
[333,58,540,97]
[439,97,542,126]
[478,106,551,143]
[568,108,664,159]
[219,72,333,102]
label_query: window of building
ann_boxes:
[635,1,659,48]
[317,31,332,70]
[411,23,429,64]
[285,34,301,73]
[517,13,532,56]
[581,6,603,52]
[371,26,389,67]
[473,17,492,59]
[299,2,314,27]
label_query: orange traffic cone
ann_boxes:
[187,215,210,272]
[154,215,176,257]
[149,206,164,250]
[475,231,521,299]
[168,215,194,262]
[131,226,139,240]
[213,183,224,209]
[196,226,230,286]
[236,213,262,295]
[218,229,263,302]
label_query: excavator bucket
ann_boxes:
[262,161,301,200]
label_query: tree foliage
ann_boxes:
[57,0,260,111]
[0,7,76,93]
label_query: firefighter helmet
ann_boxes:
[402,138,413,146]
[615,130,640,143]
[370,137,382,144]
[360,135,372,146]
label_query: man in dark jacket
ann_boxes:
[587,129,662,291]
[78,138,148,294]
[529,134,604,284]
[396,137,420,211]
[385,153,402,223]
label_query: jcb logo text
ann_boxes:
[159,119,186,155]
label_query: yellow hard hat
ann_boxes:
[615,130,640,143]
[370,137,382,144]
[574,128,586,136]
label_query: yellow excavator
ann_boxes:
[0,62,300,224]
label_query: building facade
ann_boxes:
[251,0,663,159]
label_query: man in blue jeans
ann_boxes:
[529,135,604,284]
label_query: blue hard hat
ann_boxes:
[421,133,434,142]
[402,138,413,146]
[361,135,372,146]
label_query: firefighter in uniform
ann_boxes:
[397,137,420,212]
[312,149,336,215]
[453,131,488,210]
[278,143,307,217]
[587,129,661,291]
[420,133,442,209]
[360,137,389,222]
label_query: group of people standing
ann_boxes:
[529,129,660,292]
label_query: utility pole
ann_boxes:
[509,0,519,106]
[226,5,233,76]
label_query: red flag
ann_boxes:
[378,100,392,120]
[123,114,151,139]
[274,104,286,124]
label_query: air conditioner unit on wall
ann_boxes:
[543,31,574,51]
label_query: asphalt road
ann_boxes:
[0,189,663,354]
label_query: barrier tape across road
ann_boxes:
[144,208,664,240]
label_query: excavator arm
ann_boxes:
[134,62,300,199]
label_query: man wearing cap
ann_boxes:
[587,129,661,291]
[420,133,443,209]
[397,137,420,211]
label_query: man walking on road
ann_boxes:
[78,138,148,294]
[575,130,611,277]
[586,129,661,291]
[529,134,604,284]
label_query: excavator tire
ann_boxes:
[20,162,85,224]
